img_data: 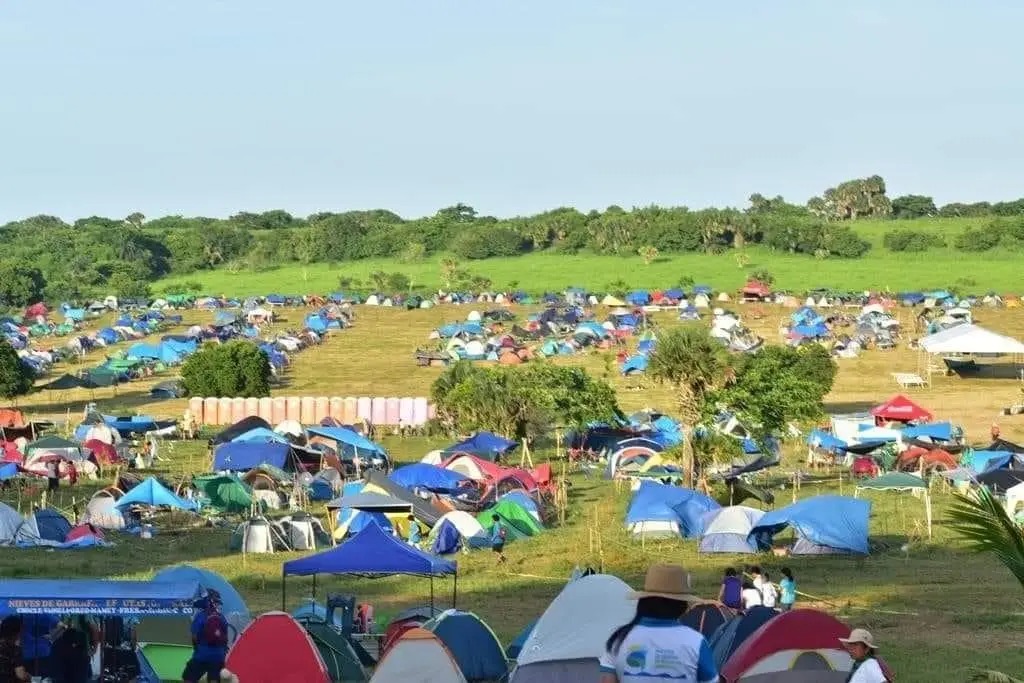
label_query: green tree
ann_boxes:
[0,340,35,399]
[368,270,388,291]
[0,261,46,307]
[400,242,426,263]
[647,326,731,486]
[891,194,937,219]
[181,341,272,397]
[386,272,411,292]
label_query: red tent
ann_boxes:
[24,303,47,319]
[721,608,893,682]
[870,394,932,424]
[742,280,771,297]
[226,612,330,683]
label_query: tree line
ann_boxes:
[1,175,1019,306]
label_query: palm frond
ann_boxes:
[947,487,1024,590]
[967,669,1024,683]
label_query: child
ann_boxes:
[740,579,763,611]
[779,568,797,611]
[406,515,421,548]
[718,567,742,610]
[490,514,507,564]
[760,571,778,608]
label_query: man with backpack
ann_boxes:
[490,513,507,565]
[183,590,229,683]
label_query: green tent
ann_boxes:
[302,621,369,682]
[193,473,254,513]
[477,499,542,540]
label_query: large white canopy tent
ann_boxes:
[917,324,1024,384]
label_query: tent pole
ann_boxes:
[452,572,458,608]
[430,577,435,612]
[312,574,317,601]
[281,571,286,611]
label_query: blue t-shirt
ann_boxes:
[599,618,718,683]
[490,521,505,545]
[190,611,228,663]
[721,576,742,608]
[779,577,796,605]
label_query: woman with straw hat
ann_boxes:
[839,629,889,682]
[599,564,718,683]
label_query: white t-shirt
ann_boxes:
[761,583,778,608]
[848,657,887,683]
[599,618,718,683]
[741,588,763,609]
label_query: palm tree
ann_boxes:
[967,672,1024,683]
[647,326,730,487]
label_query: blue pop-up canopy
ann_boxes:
[901,422,954,442]
[0,579,201,616]
[306,426,387,457]
[749,495,870,555]
[389,463,469,493]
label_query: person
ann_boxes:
[48,616,94,683]
[490,514,507,564]
[760,571,778,608]
[740,579,763,611]
[991,422,1001,441]
[749,565,764,592]
[839,629,889,682]
[20,613,59,680]
[0,615,29,683]
[183,591,229,683]
[779,568,797,611]
[717,567,742,610]
[46,459,59,492]
[406,515,421,548]
[599,563,717,683]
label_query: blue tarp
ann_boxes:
[625,481,721,538]
[390,464,469,493]
[213,442,291,471]
[232,427,289,444]
[749,495,870,554]
[153,565,249,624]
[963,450,1013,475]
[114,478,198,511]
[283,521,456,577]
[125,343,182,364]
[807,429,847,452]
[306,426,387,457]
[902,422,953,441]
[791,323,829,338]
[437,322,484,338]
[104,415,160,437]
[0,579,201,615]
[444,432,517,461]
[791,306,824,326]
[621,355,648,374]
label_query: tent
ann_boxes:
[213,442,293,471]
[699,506,765,553]
[364,470,445,526]
[114,477,198,511]
[226,612,330,683]
[302,620,370,682]
[477,499,542,540]
[307,425,388,459]
[870,395,932,424]
[443,432,517,462]
[390,463,469,493]
[720,609,863,682]
[506,619,538,660]
[212,416,274,446]
[444,454,504,481]
[423,610,508,681]
[370,627,467,683]
[325,492,413,514]
[709,606,777,670]
[193,473,255,513]
[919,323,1024,355]
[429,511,489,554]
[856,472,932,538]
[0,579,201,615]
[681,602,734,637]
[749,495,870,555]
[510,574,634,683]
[152,564,250,628]
[625,480,720,539]
[32,508,71,543]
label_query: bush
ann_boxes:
[452,228,525,260]
[823,227,871,258]
[955,226,1003,252]
[0,341,34,399]
[750,269,775,285]
[181,341,272,398]
[883,230,946,252]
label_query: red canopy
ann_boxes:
[870,394,932,423]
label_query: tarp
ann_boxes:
[443,432,517,462]
[283,522,456,577]
[807,429,847,452]
[213,442,291,471]
[212,416,273,446]
[749,495,870,554]
[232,427,290,444]
[625,480,720,538]
[871,394,932,423]
[0,579,201,615]
[114,477,198,511]
[902,422,953,441]
[307,426,387,456]
[390,463,469,493]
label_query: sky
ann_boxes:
[2,1,1024,223]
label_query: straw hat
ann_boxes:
[627,563,700,602]
[839,628,878,650]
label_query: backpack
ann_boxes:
[498,524,507,540]
[202,610,228,647]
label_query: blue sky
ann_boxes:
[2,1,1023,222]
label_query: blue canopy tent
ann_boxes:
[306,425,389,470]
[807,429,847,453]
[213,442,292,471]
[114,477,198,512]
[153,565,250,629]
[389,463,469,494]
[0,579,201,616]
[281,522,457,611]
[442,431,517,462]
[749,495,870,555]
[902,422,954,442]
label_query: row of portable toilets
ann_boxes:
[186,395,435,427]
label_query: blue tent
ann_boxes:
[305,313,329,333]
[964,450,1013,475]
[626,290,651,305]
[506,619,538,659]
[443,432,517,462]
[620,355,648,375]
[424,610,508,681]
[791,306,824,326]
[499,491,541,521]
[213,442,292,471]
[709,607,777,669]
[153,565,250,627]
[104,415,163,437]
[335,510,393,538]
[791,322,829,339]
[625,481,720,538]
[0,580,202,616]
[430,519,462,555]
[33,508,71,543]
[749,495,870,555]
[389,464,469,493]
[114,477,198,511]
[902,422,953,441]
[307,426,387,457]
[807,429,847,452]
[283,522,456,577]
[97,327,119,344]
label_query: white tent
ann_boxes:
[1006,481,1024,519]
[919,324,1024,355]
[601,295,625,306]
[0,502,25,544]
[370,627,466,683]
[445,455,490,481]
[511,574,634,683]
[432,510,487,543]
[420,449,444,466]
[699,506,765,553]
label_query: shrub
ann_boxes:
[750,269,775,285]
[0,341,34,399]
[823,227,871,258]
[452,228,526,260]
[181,341,272,397]
[954,226,1003,252]
[386,272,411,292]
[883,230,947,252]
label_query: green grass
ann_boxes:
[154,217,1011,295]
[9,297,1024,682]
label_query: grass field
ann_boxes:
[154,216,1015,295]
[7,301,1024,681]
